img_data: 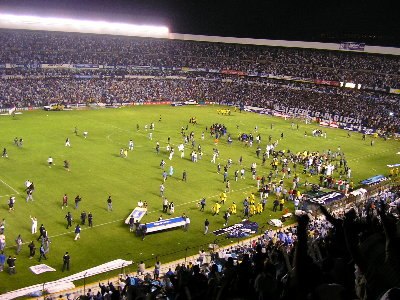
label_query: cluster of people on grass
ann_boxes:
[209,123,228,138]
[203,141,356,229]
[1,29,400,88]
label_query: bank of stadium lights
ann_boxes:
[0,14,169,38]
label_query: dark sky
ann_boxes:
[0,0,399,46]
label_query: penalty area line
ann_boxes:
[0,178,20,195]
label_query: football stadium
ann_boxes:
[0,6,400,300]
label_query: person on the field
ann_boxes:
[15,234,23,254]
[30,216,38,234]
[107,196,113,211]
[65,212,73,229]
[204,219,210,234]
[74,224,81,240]
[64,160,70,171]
[39,244,47,261]
[169,148,174,160]
[2,148,8,158]
[162,170,168,182]
[88,212,93,227]
[182,170,187,182]
[129,215,135,232]
[62,194,68,208]
[65,138,71,147]
[240,168,245,179]
[160,183,165,197]
[223,210,230,227]
[74,195,82,209]
[128,140,134,151]
[62,252,70,271]
[219,192,227,204]
[47,156,53,168]
[163,198,169,213]
[80,211,87,225]
[8,196,15,212]
[141,224,147,240]
[26,189,33,202]
[37,224,46,241]
[272,199,279,212]
[28,241,36,259]
[200,198,206,211]
[169,202,175,214]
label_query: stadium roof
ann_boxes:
[0,0,398,47]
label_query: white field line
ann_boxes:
[0,178,20,194]
[5,185,254,248]
[0,194,15,198]
[347,146,398,162]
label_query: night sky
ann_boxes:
[0,0,399,46]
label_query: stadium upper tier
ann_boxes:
[0,29,399,88]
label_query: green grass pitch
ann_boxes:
[0,105,398,293]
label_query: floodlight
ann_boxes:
[0,14,169,38]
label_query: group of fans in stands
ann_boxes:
[0,29,399,133]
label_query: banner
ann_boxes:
[30,264,56,274]
[319,121,339,128]
[74,75,93,79]
[314,79,340,87]
[124,207,147,224]
[213,221,258,238]
[360,175,387,186]
[42,64,72,69]
[143,101,171,105]
[141,216,186,233]
[72,64,102,69]
[221,70,247,76]
[339,42,365,51]
[307,191,344,205]
[274,105,362,124]
[387,164,400,168]
[1,75,24,79]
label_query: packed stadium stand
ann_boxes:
[0,29,399,132]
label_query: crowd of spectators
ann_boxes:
[0,29,399,88]
[0,29,399,132]
[1,75,398,132]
